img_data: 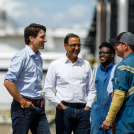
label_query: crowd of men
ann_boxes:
[4,23,134,134]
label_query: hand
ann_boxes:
[57,103,67,109]
[84,106,91,111]
[102,120,112,130]
[21,101,35,109]
[40,98,45,107]
[109,93,113,98]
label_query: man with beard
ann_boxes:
[91,42,115,134]
[43,33,96,134]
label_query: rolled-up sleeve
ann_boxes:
[5,54,25,82]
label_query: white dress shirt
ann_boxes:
[43,56,96,107]
[107,64,117,96]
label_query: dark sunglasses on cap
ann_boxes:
[99,51,111,55]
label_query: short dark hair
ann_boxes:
[64,33,80,44]
[129,45,134,52]
[99,42,115,55]
[24,23,46,45]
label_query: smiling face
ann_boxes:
[64,37,81,63]
[29,29,47,53]
[99,47,114,67]
[114,43,125,58]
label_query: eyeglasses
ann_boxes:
[99,51,111,55]
[67,44,82,48]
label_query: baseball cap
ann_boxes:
[109,32,134,46]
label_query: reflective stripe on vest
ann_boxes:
[118,65,134,98]
[118,65,134,73]
[93,67,98,101]
[125,86,134,99]
[93,67,98,80]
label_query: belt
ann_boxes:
[62,101,86,109]
[13,98,42,107]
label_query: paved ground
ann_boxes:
[0,124,56,134]
[0,101,56,134]
[0,125,12,134]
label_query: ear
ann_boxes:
[111,52,114,59]
[64,44,67,50]
[124,43,129,51]
[29,36,34,42]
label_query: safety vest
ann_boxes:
[117,65,134,99]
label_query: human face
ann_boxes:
[114,43,125,58]
[29,29,47,53]
[64,37,81,63]
[99,47,114,66]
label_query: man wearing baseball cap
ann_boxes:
[102,32,134,133]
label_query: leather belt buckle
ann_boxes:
[24,98,41,107]
[62,101,86,109]
[36,100,41,106]
[13,98,42,107]
[31,100,36,106]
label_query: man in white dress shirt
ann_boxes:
[43,33,96,134]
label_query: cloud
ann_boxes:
[2,0,26,18]
[67,4,88,18]
[0,0,45,26]
[7,0,45,18]
[50,3,93,28]
[0,0,96,28]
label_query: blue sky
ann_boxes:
[0,0,97,29]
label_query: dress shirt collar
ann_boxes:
[25,45,41,58]
[100,62,114,72]
[64,54,82,64]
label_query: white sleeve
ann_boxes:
[86,64,96,108]
[43,62,61,107]
[107,64,117,96]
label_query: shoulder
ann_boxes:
[116,61,126,69]
[51,57,64,65]
[79,58,90,65]
[48,57,64,70]
[15,47,27,57]
[11,48,28,62]
[79,58,91,67]
[79,58,93,72]
[114,62,128,77]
